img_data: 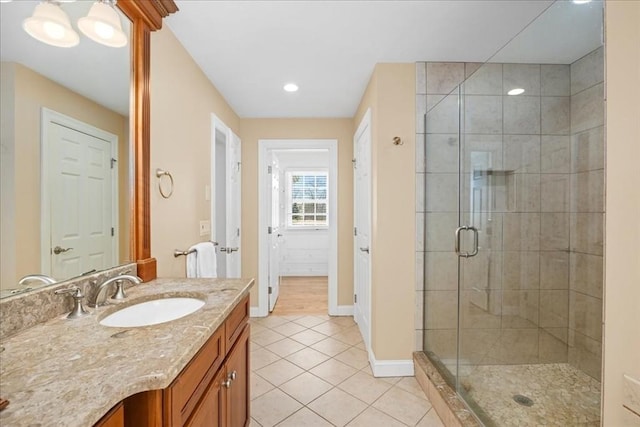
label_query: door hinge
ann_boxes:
[354,227,357,236]
[267,226,272,234]
[237,228,240,237]
[354,294,357,303]
[110,158,117,169]
[268,286,273,295]
[352,158,357,168]
[267,165,272,174]
[111,227,114,236]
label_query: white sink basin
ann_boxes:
[100,297,205,327]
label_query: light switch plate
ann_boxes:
[199,220,211,236]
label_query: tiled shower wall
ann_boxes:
[415,48,604,381]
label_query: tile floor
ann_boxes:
[249,314,444,426]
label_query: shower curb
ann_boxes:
[413,352,482,427]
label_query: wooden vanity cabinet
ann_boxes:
[122,296,250,427]
[95,402,124,427]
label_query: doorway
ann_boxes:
[257,139,338,317]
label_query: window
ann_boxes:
[287,171,328,227]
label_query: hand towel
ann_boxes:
[186,242,217,278]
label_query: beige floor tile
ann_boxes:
[256,359,305,386]
[373,387,432,426]
[353,341,366,350]
[255,316,291,328]
[285,347,331,371]
[290,329,328,346]
[395,376,429,400]
[332,326,364,345]
[265,338,307,357]
[279,372,333,404]
[310,359,358,385]
[346,407,406,427]
[251,347,281,371]
[337,371,393,404]
[328,316,357,327]
[334,347,369,370]
[308,388,368,426]
[250,417,263,427]
[252,329,286,347]
[276,408,333,426]
[416,409,445,427]
[311,321,346,336]
[277,314,306,321]
[251,373,275,400]
[311,337,351,357]
[251,388,303,427]
[250,323,269,336]
[293,315,327,328]
[271,321,307,337]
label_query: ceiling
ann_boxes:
[1,1,603,120]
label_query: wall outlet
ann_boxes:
[199,220,211,236]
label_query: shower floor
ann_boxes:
[457,363,601,426]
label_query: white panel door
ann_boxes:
[268,154,281,312]
[50,122,113,279]
[353,111,371,350]
[226,130,242,277]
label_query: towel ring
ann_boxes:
[156,168,174,199]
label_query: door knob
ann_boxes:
[359,247,369,254]
[220,247,239,253]
[53,246,73,255]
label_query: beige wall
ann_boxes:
[239,119,354,307]
[0,62,129,288]
[354,64,416,360]
[603,2,640,425]
[150,26,240,277]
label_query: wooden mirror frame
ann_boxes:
[117,0,178,281]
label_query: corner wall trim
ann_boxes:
[250,306,265,318]
[331,305,354,316]
[368,351,414,377]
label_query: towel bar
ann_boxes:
[174,241,218,257]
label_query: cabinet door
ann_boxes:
[226,324,250,427]
[184,367,226,427]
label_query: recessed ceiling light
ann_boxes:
[572,0,592,4]
[283,83,299,93]
[507,88,525,96]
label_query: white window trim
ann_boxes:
[286,169,329,230]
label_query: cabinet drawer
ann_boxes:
[166,326,225,426]
[225,296,249,351]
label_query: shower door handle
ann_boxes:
[455,226,479,258]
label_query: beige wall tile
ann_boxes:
[427,62,465,95]
[502,251,539,290]
[426,174,458,212]
[542,97,571,135]
[538,328,569,362]
[569,291,603,341]
[568,329,602,381]
[463,63,503,95]
[425,251,458,291]
[417,212,425,251]
[460,329,501,364]
[425,290,458,329]
[416,94,427,134]
[502,290,540,328]
[416,251,424,290]
[425,134,458,173]
[460,290,502,329]
[461,250,503,290]
[424,329,458,361]
[417,173,425,212]
[541,64,570,96]
[571,126,604,173]
[503,213,540,251]
[571,170,604,213]
[540,290,569,328]
[426,94,458,134]
[570,47,604,96]
[508,174,540,212]
[540,251,569,289]
[504,96,540,135]
[425,213,458,251]
[569,252,603,298]
[416,133,426,173]
[570,213,603,255]
[504,64,541,95]
[541,135,571,173]
[504,135,540,173]
[416,62,427,95]
[463,134,503,171]
[464,95,503,134]
[540,213,570,251]
[571,82,604,133]
[541,174,570,212]
[486,328,540,364]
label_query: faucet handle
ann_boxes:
[111,280,127,300]
[55,286,90,319]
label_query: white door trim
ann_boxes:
[40,108,119,276]
[257,139,339,317]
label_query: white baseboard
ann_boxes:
[330,305,354,316]
[368,351,414,377]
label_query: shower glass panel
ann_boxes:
[421,1,604,425]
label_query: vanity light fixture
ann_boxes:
[572,0,592,4]
[283,83,299,93]
[507,88,525,95]
[78,0,127,48]
[22,1,80,48]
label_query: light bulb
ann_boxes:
[43,21,65,40]
[94,21,114,39]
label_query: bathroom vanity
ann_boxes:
[0,277,253,427]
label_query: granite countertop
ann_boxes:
[0,277,254,427]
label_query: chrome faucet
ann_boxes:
[89,274,142,307]
[18,274,57,286]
